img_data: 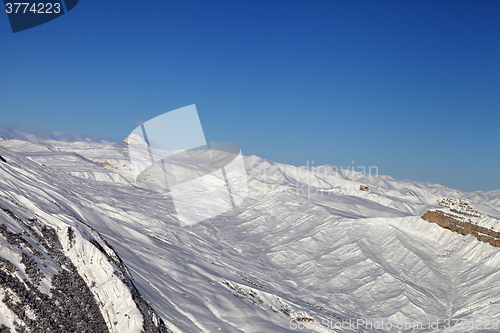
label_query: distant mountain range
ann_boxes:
[0,124,119,143]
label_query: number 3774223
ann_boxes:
[5,3,61,14]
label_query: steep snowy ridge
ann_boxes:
[0,145,170,332]
[0,138,499,332]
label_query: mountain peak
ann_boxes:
[123,134,149,147]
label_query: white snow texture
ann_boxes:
[0,135,499,333]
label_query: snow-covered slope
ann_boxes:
[0,137,499,332]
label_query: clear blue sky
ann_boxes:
[0,0,499,191]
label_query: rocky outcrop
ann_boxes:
[421,209,500,247]
[437,197,483,217]
[0,206,172,333]
[0,217,109,332]
[95,161,113,168]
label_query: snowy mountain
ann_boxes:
[0,125,118,144]
[0,136,499,332]
[123,134,150,148]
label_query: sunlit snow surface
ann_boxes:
[0,138,499,332]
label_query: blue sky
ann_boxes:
[0,0,499,191]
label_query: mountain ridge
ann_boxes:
[0,135,499,332]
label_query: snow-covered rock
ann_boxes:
[123,134,149,148]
